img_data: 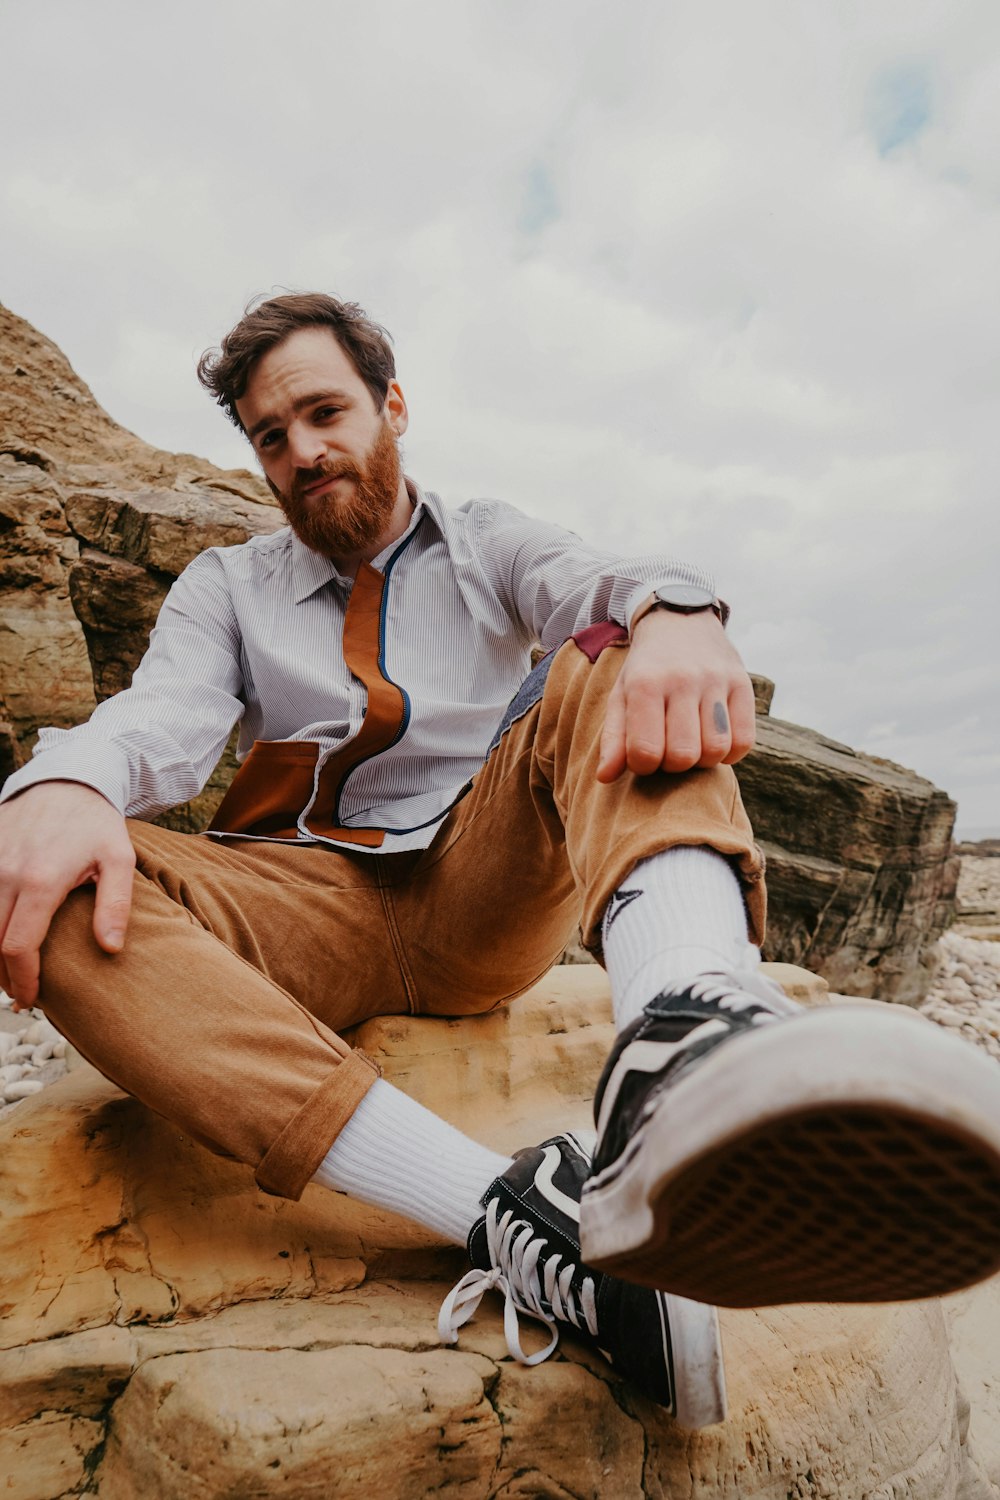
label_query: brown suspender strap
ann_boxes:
[209,560,404,845]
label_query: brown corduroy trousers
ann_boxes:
[39,633,765,1201]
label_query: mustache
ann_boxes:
[290,459,362,504]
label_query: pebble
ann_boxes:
[22,1018,60,1048]
[5,1079,43,1100]
[31,1058,68,1088]
[0,992,73,1107]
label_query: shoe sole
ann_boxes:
[661,1293,728,1428]
[580,1004,1000,1306]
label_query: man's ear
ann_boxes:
[384,380,409,439]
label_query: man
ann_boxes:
[2,294,1000,1430]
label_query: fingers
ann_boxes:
[0,890,14,1002]
[599,612,758,782]
[0,784,136,1010]
[722,677,757,764]
[596,678,629,782]
[92,851,136,952]
[0,882,64,1008]
[659,689,702,772]
[698,693,733,766]
[607,673,757,777]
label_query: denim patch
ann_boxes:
[487,650,557,755]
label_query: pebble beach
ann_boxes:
[3,852,1000,1122]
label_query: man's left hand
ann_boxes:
[596,608,756,781]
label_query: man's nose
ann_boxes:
[287,423,326,470]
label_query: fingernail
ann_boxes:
[106,930,125,949]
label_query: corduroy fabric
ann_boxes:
[37,632,764,1199]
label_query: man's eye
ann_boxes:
[258,430,284,450]
[315,406,341,421]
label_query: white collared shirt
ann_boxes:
[1,485,716,852]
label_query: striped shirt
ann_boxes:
[1,483,717,853]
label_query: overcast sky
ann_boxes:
[2,0,997,832]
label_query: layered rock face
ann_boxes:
[2,969,996,1500]
[736,704,959,1002]
[0,302,279,825]
[0,303,956,994]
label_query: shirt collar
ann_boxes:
[291,478,430,604]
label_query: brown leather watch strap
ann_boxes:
[629,592,729,637]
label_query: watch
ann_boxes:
[630,584,730,634]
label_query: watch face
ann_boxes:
[655,584,716,609]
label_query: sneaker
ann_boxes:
[580,971,1000,1307]
[438,1131,726,1427]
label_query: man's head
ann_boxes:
[197,292,396,429]
[198,294,409,563]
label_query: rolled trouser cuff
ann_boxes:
[255,1047,381,1200]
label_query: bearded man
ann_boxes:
[2,293,1000,1429]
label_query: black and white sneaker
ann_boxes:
[580,971,1000,1307]
[438,1132,726,1428]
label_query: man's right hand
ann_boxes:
[0,782,135,1010]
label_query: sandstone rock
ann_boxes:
[0,969,992,1497]
[757,962,828,1005]
[0,302,269,496]
[736,715,958,1002]
[750,672,774,715]
[946,1272,1000,1494]
[0,301,278,828]
[0,455,94,747]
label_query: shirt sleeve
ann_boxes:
[471,500,717,652]
[0,550,246,819]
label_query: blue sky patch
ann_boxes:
[869,64,932,154]
[518,161,559,235]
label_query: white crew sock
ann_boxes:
[602,845,761,1034]
[312,1078,513,1246]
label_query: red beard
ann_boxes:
[275,417,402,560]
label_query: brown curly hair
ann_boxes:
[197,292,396,430]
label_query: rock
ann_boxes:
[945,1272,1000,1493]
[736,717,957,1003]
[0,301,278,828]
[750,672,774,715]
[30,1059,67,1088]
[0,968,991,1498]
[3,1079,42,1100]
[0,302,269,495]
[0,458,94,750]
[757,961,828,1006]
[21,1019,58,1048]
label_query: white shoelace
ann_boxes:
[438,1196,598,1366]
[679,970,797,1023]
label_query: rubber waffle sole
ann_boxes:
[593,1104,1000,1307]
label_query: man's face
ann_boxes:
[236,326,408,561]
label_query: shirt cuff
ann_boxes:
[0,742,132,815]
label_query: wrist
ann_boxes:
[629,585,730,639]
